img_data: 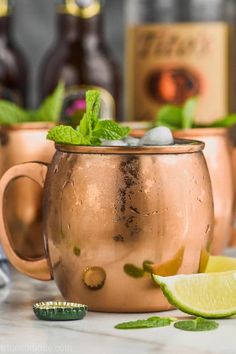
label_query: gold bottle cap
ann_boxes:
[0,0,9,17]
[58,0,101,18]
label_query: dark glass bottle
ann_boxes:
[0,0,27,106]
[39,0,120,124]
[125,0,236,125]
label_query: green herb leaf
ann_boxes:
[0,100,29,125]
[182,97,197,129]
[34,81,65,122]
[156,105,182,130]
[115,316,176,329]
[210,114,236,128]
[47,89,130,146]
[93,120,131,140]
[79,113,91,137]
[174,317,219,332]
[123,264,145,278]
[86,90,101,129]
[47,125,82,145]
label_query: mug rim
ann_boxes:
[56,138,205,155]
[174,127,229,137]
[0,122,55,131]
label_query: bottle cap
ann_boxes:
[33,301,88,321]
[59,0,101,18]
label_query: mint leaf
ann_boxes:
[0,100,29,124]
[174,317,219,332]
[79,113,91,137]
[156,105,182,130]
[47,125,81,145]
[75,90,101,142]
[34,81,65,122]
[47,89,130,145]
[210,114,236,127]
[123,264,145,278]
[115,316,176,329]
[182,97,197,129]
[86,90,100,129]
[93,120,131,140]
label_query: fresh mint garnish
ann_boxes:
[115,316,177,329]
[47,125,84,145]
[157,105,182,130]
[182,97,197,129]
[210,114,236,128]
[156,96,236,129]
[93,120,130,140]
[0,100,29,124]
[0,82,65,125]
[33,81,65,123]
[174,317,219,331]
[47,90,130,146]
[156,97,197,130]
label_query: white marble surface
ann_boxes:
[0,257,236,354]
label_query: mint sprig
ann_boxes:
[156,97,197,130]
[174,317,219,332]
[156,96,236,129]
[47,90,130,146]
[0,82,65,125]
[115,316,177,330]
[0,101,29,124]
[33,81,65,123]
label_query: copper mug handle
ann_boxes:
[0,162,52,281]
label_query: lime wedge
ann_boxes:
[153,271,236,318]
[204,255,236,273]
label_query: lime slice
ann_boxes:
[153,271,236,318]
[204,255,236,273]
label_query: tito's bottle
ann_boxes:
[0,0,27,106]
[125,0,236,125]
[40,0,120,124]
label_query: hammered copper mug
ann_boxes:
[0,140,213,312]
[174,128,234,255]
[0,123,55,258]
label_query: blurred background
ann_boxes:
[12,0,124,107]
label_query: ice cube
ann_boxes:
[140,127,174,146]
[123,137,140,146]
[101,140,128,147]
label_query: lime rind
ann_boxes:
[33,301,88,321]
[153,271,236,319]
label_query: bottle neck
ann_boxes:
[58,13,104,43]
[0,16,10,41]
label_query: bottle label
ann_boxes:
[61,85,115,127]
[126,23,231,124]
[0,0,9,16]
[59,0,100,18]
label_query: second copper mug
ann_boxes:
[0,141,213,312]
[174,128,234,255]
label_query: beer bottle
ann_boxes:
[39,0,120,125]
[0,0,27,106]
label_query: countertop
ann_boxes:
[1,251,236,354]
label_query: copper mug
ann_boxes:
[174,128,234,255]
[0,123,55,258]
[0,141,213,312]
